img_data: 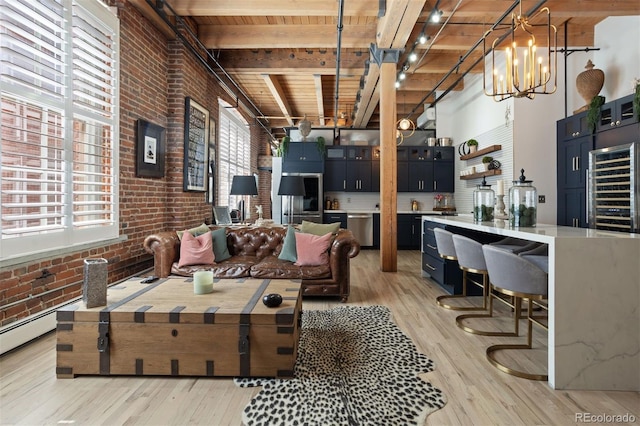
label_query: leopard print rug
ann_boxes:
[235,305,447,425]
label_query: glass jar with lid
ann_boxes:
[509,169,537,227]
[473,177,494,222]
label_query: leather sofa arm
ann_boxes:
[143,231,181,278]
[328,229,360,281]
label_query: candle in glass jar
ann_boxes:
[193,270,214,294]
[496,179,504,196]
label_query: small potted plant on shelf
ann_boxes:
[467,139,478,153]
[482,156,493,171]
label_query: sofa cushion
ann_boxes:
[177,223,210,240]
[300,220,340,236]
[211,228,231,261]
[294,232,332,266]
[172,255,256,278]
[278,225,297,262]
[250,255,331,280]
[178,232,214,267]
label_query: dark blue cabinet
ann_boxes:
[283,142,324,173]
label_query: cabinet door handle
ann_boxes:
[424,263,436,271]
[343,180,346,190]
[427,244,437,250]
[615,120,621,126]
[434,181,437,191]
[572,157,576,171]
[585,168,589,226]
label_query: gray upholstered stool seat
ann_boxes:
[490,237,542,254]
[482,245,549,381]
[452,234,519,336]
[434,228,482,311]
[433,233,489,313]
[518,243,549,273]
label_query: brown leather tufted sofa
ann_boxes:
[143,226,360,302]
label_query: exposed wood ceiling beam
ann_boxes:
[169,0,378,16]
[128,0,176,39]
[261,74,294,126]
[313,75,326,125]
[353,0,426,127]
[217,50,367,74]
[438,0,640,18]
[199,24,376,49]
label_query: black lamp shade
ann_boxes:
[230,175,258,195]
[278,176,305,196]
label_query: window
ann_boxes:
[0,0,119,260]
[217,99,250,210]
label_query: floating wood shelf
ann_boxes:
[460,144,502,160]
[460,169,503,180]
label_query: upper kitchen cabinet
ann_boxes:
[324,146,346,192]
[282,142,324,173]
[595,94,639,149]
[559,110,590,141]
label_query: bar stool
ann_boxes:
[482,245,549,381]
[519,243,549,273]
[452,234,520,336]
[434,233,490,313]
[434,229,482,311]
[490,237,541,254]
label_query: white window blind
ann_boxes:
[217,99,250,210]
[0,0,119,260]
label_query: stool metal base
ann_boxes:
[456,288,520,336]
[486,344,548,381]
[436,268,488,311]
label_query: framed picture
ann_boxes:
[183,97,210,192]
[206,118,217,204]
[136,119,166,178]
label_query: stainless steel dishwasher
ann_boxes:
[347,213,373,247]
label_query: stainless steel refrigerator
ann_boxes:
[588,143,639,233]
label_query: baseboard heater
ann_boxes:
[0,269,152,355]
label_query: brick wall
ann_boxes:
[0,1,269,327]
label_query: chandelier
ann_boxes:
[483,1,557,101]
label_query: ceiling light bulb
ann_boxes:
[409,52,417,62]
[399,118,411,130]
[395,81,400,89]
[431,10,442,23]
[419,34,428,45]
[399,72,406,81]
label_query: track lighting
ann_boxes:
[409,52,417,62]
[431,9,442,23]
[419,33,428,45]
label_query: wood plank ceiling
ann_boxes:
[131,0,640,140]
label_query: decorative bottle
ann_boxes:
[473,177,494,222]
[509,169,537,227]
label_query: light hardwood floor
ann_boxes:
[1,250,638,425]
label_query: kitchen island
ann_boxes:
[424,215,640,391]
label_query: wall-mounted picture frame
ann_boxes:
[136,119,166,178]
[183,97,210,192]
[206,118,217,204]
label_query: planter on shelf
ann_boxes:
[467,139,478,153]
[482,156,493,171]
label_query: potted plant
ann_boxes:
[316,136,326,156]
[467,139,478,153]
[482,156,493,171]
[276,136,291,157]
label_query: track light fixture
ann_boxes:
[431,9,442,23]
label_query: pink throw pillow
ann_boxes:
[294,232,332,266]
[178,231,215,267]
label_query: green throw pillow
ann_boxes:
[211,228,231,262]
[278,226,297,262]
[177,223,210,240]
[300,220,340,236]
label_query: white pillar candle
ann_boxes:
[496,179,504,196]
[193,270,214,294]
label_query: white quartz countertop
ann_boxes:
[423,214,640,243]
[325,209,451,215]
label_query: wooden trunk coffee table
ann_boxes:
[56,277,302,378]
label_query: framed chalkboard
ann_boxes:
[183,97,210,192]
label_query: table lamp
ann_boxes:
[278,176,305,225]
[230,175,258,222]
